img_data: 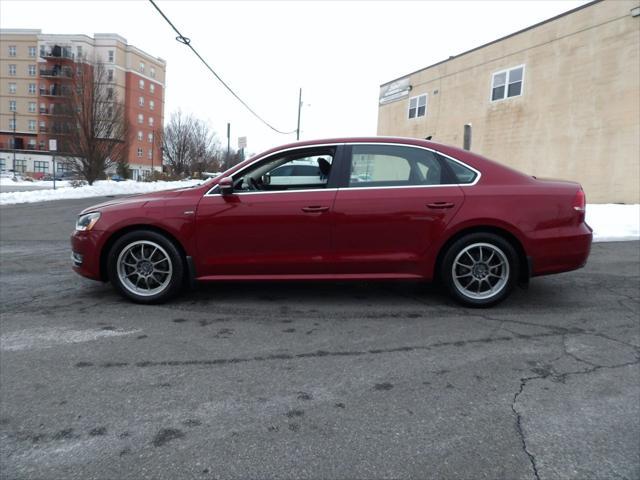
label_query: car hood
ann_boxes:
[80,188,190,214]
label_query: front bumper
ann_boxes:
[70,229,104,281]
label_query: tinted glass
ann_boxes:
[442,156,478,184]
[492,85,505,101]
[509,67,523,83]
[492,72,507,87]
[507,82,522,97]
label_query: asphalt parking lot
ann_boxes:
[1,197,639,480]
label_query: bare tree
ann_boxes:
[52,61,129,184]
[162,110,222,176]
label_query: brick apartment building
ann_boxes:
[377,0,639,203]
[0,29,166,180]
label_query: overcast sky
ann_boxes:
[3,0,586,154]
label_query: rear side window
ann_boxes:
[348,145,445,188]
[441,156,478,184]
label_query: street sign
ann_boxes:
[238,136,247,150]
[49,139,57,151]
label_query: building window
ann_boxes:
[147,149,152,160]
[0,159,5,171]
[28,120,36,131]
[29,46,36,57]
[149,100,155,111]
[149,83,155,94]
[408,94,427,119]
[9,100,16,112]
[14,159,26,173]
[39,140,46,150]
[107,69,114,82]
[150,67,156,78]
[138,96,144,107]
[139,79,145,89]
[147,132,153,143]
[9,118,16,130]
[491,65,524,101]
[39,120,46,132]
[9,83,17,94]
[108,50,114,62]
[107,87,113,100]
[9,64,16,76]
[76,46,83,58]
[148,117,154,127]
[29,102,36,113]
[28,139,37,149]
[28,83,36,94]
[28,64,36,76]
[137,147,143,158]
[9,45,16,57]
[137,131,143,141]
[39,103,46,113]
[139,61,145,73]
[137,114,143,124]
[34,161,49,173]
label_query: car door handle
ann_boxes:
[301,206,329,213]
[427,202,455,209]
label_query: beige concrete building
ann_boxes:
[377,0,640,203]
[0,29,166,180]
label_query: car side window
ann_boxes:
[348,145,444,188]
[441,156,478,184]
[234,149,335,192]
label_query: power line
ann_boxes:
[148,0,297,135]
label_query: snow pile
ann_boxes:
[0,179,202,205]
[586,204,640,242]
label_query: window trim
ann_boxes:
[205,142,480,196]
[490,64,525,103]
[407,94,427,119]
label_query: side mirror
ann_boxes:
[219,176,234,195]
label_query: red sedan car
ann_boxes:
[71,137,592,307]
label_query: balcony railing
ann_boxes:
[40,46,74,60]
[40,69,73,79]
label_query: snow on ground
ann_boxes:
[0,179,637,242]
[0,179,201,205]
[586,204,640,242]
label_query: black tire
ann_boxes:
[107,230,185,304]
[440,232,519,307]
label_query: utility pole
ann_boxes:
[151,129,154,173]
[226,122,230,170]
[12,111,16,179]
[296,88,302,141]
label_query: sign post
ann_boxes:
[49,139,57,190]
[237,136,247,163]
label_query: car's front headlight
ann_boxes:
[76,212,101,231]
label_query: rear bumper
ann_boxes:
[528,222,593,277]
[70,230,104,281]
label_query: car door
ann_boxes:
[194,146,341,277]
[332,143,465,276]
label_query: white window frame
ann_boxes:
[147,132,153,143]
[139,79,145,89]
[137,131,143,141]
[9,100,16,112]
[28,64,36,76]
[407,94,427,120]
[137,147,143,158]
[147,149,152,160]
[149,100,155,111]
[28,120,36,131]
[150,83,155,94]
[29,46,36,57]
[150,67,156,78]
[148,117,154,127]
[139,61,145,73]
[9,118,16,130]
[27,83,35,94]
[108,50,115,63]
[9,45,16,57]
[490,64,525,102]
[137,114,143,124]
[9,64,16,76]
[138,96,144,107]
[10,83,17,94]
[28,102,36,113]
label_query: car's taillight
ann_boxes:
[573,188,586,223]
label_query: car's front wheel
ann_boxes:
[107,230,184,304]
[441,233,519,307]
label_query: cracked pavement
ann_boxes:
[1,197,639,479]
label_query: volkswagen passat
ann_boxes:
[71,137,592,307]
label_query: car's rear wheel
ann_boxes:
[107,230,184,304]
[441,233,519,307]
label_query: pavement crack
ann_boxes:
[511,376,542,480]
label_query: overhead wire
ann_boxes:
[148,0,297,135]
